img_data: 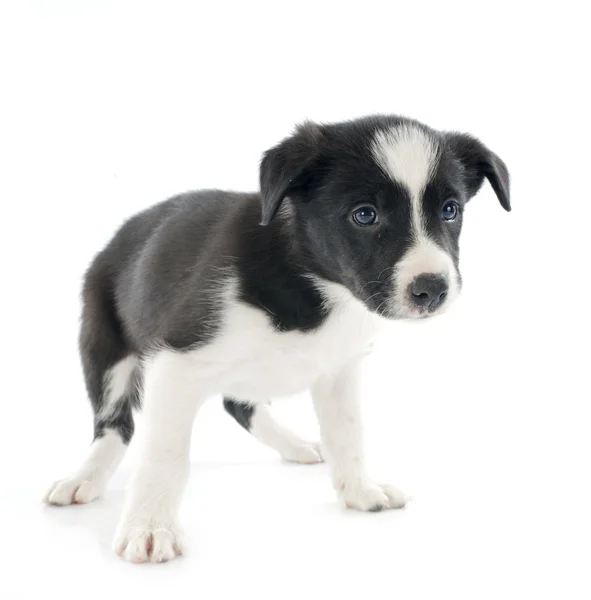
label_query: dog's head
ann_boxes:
[259,116,510,319]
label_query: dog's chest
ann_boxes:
[187,292,381,400]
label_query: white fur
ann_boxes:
[113,276,404,562]
[113,350,203,563]
[390,237,460,318]
[44,429,126,505]
[98,355,138,420]
[44,357,137,507]
[372,124,439,201]
[312,359,407,510]
[183,277,381,402]
[373,124,459,317]
[249,403,323,464]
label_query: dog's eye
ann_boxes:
[441,201,459,222]
[352,206,378,226]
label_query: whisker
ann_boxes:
[377,265,397,280]
[363,291,383,304]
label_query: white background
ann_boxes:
[1,1,590,598]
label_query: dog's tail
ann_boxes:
[79,254,139,444]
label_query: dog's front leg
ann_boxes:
[312,359,408,512]
[113,351,204,563]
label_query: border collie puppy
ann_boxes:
[44,115,510,563]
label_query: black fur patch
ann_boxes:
[223,398,255,431]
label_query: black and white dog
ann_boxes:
[44,115,510,563]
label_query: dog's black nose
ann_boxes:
[410,274,449,311]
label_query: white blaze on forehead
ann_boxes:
[372,125,460,318]
[372,124,440,203]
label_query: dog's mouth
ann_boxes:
[404,306,444,320]
[381,306,440,321]
[372,292,455,321]
[360,275,458,321]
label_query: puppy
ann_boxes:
[44,115,510,563]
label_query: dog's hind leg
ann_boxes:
[223,398,323,464]
[44,258,138,506]
[43,423,130,506]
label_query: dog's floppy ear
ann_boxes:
[259,121,324,225]
[446,133,511,212]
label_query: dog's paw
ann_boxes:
[281,442,324,465]
[339,480,408,512]
[114,518,184,564]
[43,476,105,506]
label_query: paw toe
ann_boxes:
[342,481,407,512]
[44,477,104,506]
[44,479,78,506]
[115,524,183,564]
[151,530,182,563]
[380,483,409,509]
[282,442,324,464]
[73,480,102,504]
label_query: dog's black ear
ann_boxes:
[259,121,324,225]
[446,133,511,212]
